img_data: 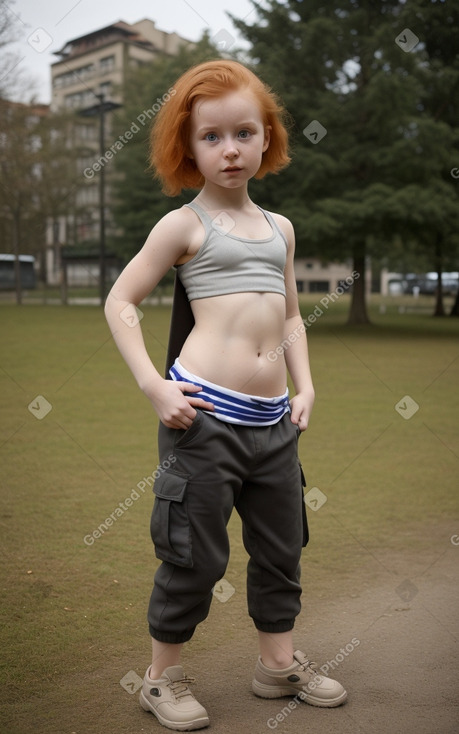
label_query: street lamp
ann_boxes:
[78,91,121,305]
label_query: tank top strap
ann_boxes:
[256,206,288,246]
[184,201,213,234]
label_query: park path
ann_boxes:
[114,518,458,734]
[4,519,457,734]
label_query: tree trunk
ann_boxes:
[433,233,445,317]
[347,246,371,325]
[13,207,22,305]
[450,288,459,317]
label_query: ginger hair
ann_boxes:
[150,59,291,196]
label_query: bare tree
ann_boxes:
[0,0,37,101]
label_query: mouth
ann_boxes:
[223,166,242,172]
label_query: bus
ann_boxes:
[0,254,36,290]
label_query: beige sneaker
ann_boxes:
[252,650,347,707]
[139,665,209,731]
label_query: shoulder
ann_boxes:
[145,205,203,251]
[267,211,295,249]
[145,204,206,264]
[150,205,200,236]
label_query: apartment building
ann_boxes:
[47,19,192,286]
[51,19,189,112]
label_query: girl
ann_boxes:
[105,59,346,731]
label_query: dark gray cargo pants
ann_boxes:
[148,410,308,644]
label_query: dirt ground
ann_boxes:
[10,517,455,734]
[53,521,459,734]
[143,524,458,734]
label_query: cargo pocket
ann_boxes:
[150,470,193,568]
[299,462,309,548]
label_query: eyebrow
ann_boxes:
[195,120,260,134]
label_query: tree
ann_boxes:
[0,100,80,299]
[0,0,42,302]
[0,0,35,101]
[111,35,219,266]
[399,0,459,316]
[34,110,81,285]
[230,0,458,323]
[0,100,44,302]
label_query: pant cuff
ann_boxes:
[252,618,295,633]
[149,625,196,644]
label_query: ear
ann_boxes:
[262,125,271,153]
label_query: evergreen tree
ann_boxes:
[111,36,219,268]
[395,0,459,316]
[230,0,459,323]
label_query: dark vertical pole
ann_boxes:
[13,207,22,305]
[98,93,106,306]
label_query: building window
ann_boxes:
[74,124,97,141]
[65,90,96,109]
[309,281,330,293]
[100,55,115,72]
[54,64,95,89]
[99,81,112,97]
[77,185,98,206]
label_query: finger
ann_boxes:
[167,409,196,430]
[176,382,203,393]
[187,397,215,411]
[291,413,307,432]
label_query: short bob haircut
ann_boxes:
[150,59,291,196]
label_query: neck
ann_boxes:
[195,182,252,211]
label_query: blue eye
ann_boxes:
[239,130,251,139]
[205,133,218,142]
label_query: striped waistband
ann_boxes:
[169,359,290,426]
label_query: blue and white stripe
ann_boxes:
[169,359,290,426]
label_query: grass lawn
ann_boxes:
[0,295,458,732]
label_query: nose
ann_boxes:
[223,136,239,160]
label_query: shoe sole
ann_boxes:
[252,680,348,708]
[139,691,210,731]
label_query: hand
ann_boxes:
[143,379,214,429]
[289,389,315,432]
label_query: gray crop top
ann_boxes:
[177,201,288,301]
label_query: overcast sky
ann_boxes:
[6,0,259,103]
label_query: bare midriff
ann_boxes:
[178,290,287,397]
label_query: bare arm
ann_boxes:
[104,208,214,429]
[274,214,315,431]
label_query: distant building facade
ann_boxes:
[294,258,370,294]
[47,19,192,286]
[0,100,50,283]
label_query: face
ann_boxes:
[188,89,270,189]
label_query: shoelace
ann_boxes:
[298,660,321,677]
[168,677,196,701]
